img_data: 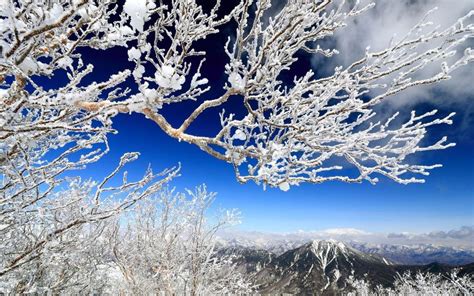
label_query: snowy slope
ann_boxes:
[241,240,396,294]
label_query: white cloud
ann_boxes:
[218,226,474,249]
[428,225,474,239]
[317,0,474,110]
[320,228,371,236]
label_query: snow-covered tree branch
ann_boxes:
[2,0,472,191]
[0,0,180,291]
[121,0,473,190]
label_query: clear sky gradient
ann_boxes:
[67,0,473,234]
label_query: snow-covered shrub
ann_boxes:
[349,270,474,295]
[108,186,254,294]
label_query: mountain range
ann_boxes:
[220,240,474,294]
[219,232,474,265]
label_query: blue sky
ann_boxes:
[73,0,474,234]
[85,109,473,234]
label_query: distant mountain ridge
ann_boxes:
[350,242,474,265]
[220,240,474,294]
[218,235,474,265]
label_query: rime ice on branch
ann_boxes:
[77,0,473,190]
[0,0,255,291]
[0,0,174,292]
[0,3,473,191]
[3,0,471,191]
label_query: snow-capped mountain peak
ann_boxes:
[250,239,395,293]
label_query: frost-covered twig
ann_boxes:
[49,0,472,190]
